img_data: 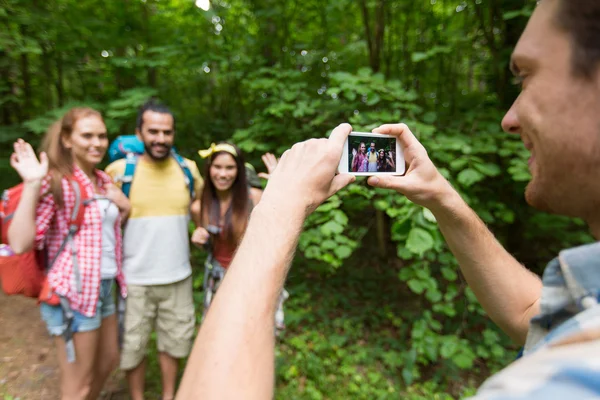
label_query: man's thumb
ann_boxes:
[367,175,407,193]
[328,174,356,197]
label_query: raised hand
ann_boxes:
[10,139,48,183]
[262,123,355,217]
[258,153,279,180]
[367,124,454,211]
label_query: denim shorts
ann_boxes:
[40,279,116,336]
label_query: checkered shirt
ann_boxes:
[468,241,600,399]
[35,166,127,317]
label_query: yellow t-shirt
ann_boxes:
[368,150,378,163]
[105,156,203,285]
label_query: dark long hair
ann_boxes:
[40,107,104,208]
[200,142,249,246]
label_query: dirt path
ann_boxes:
[0,291,126,399]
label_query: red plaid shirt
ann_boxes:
[35,166,127,317]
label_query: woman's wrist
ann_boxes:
[23,178,43,188]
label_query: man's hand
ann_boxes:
[10,139,48,184]
[191,227,210,247]
[367,124,455,211]
[262,123,356,217]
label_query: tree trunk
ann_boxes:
[19,25,32,118]
[56,53,64,107]
[359,0,385,73]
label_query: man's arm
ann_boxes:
[369,124,542,344]
[176,124,355,399]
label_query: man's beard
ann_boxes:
[144,143,171,161]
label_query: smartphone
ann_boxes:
[338,132,405,176]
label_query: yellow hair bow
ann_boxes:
[198,143,238,159]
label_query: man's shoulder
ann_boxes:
[182,157,199,170]
[105,158,127,177]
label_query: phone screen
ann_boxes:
[348,135,398,173]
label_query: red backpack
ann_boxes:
[0,176,90,304]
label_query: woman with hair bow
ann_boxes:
[190,142,288,333]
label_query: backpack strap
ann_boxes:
[170,150,195,199]
[120,153,139,198]
[46,178,91,293]
[118,152,194,199]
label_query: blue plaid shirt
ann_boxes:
[470,242,600,399]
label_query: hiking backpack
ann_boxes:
[0,177,90,302]
[108,135,195,198]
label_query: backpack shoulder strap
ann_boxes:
[121,153,139,198]
[171,151,195,199]
[47,176,91,292]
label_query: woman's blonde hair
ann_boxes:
[40,107,103,207]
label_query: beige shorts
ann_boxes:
[120,276,196,370]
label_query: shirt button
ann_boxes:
[581,296,598,310]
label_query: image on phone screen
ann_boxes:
[348,135,398,173]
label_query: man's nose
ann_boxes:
[155,132,166,143]
[501,103,521,135]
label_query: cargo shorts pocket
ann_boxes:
[120,286,154,370]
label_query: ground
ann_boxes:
[0,290,127,400]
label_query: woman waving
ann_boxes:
[191,143,288,332]
[8,108,129,400]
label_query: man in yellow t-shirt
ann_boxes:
[367,142,378,172]
[105,101,203,400]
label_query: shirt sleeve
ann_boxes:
[468,340,600,399]
[105,160,125,189]
[34,177,57,250]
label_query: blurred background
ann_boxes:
[0,0,593,398]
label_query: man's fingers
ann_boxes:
[367,175,407,193]
[372,123,425,163]
[327,123,352,150]
[328,173,355,198]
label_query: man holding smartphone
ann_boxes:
[176,0,600,398]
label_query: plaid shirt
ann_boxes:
[35,166,127,317]
[469,242,600,399]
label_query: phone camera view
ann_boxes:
[349,136,397,173]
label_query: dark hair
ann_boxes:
[41,107,104,208]
[556,0,600,79]
[200,142,249,246]
[136,100,176,130]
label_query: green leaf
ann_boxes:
[321,239,337,250]
[406,227,434,256]
[441,267,458,281]
[320,220,344,236]
[457,168,485,187]
[474,162,502,177]
[407,279,425,294]
[334,245,352,259]
[452,348,476,369]
[423,209,437,223]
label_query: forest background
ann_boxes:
[0,0,593,398]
